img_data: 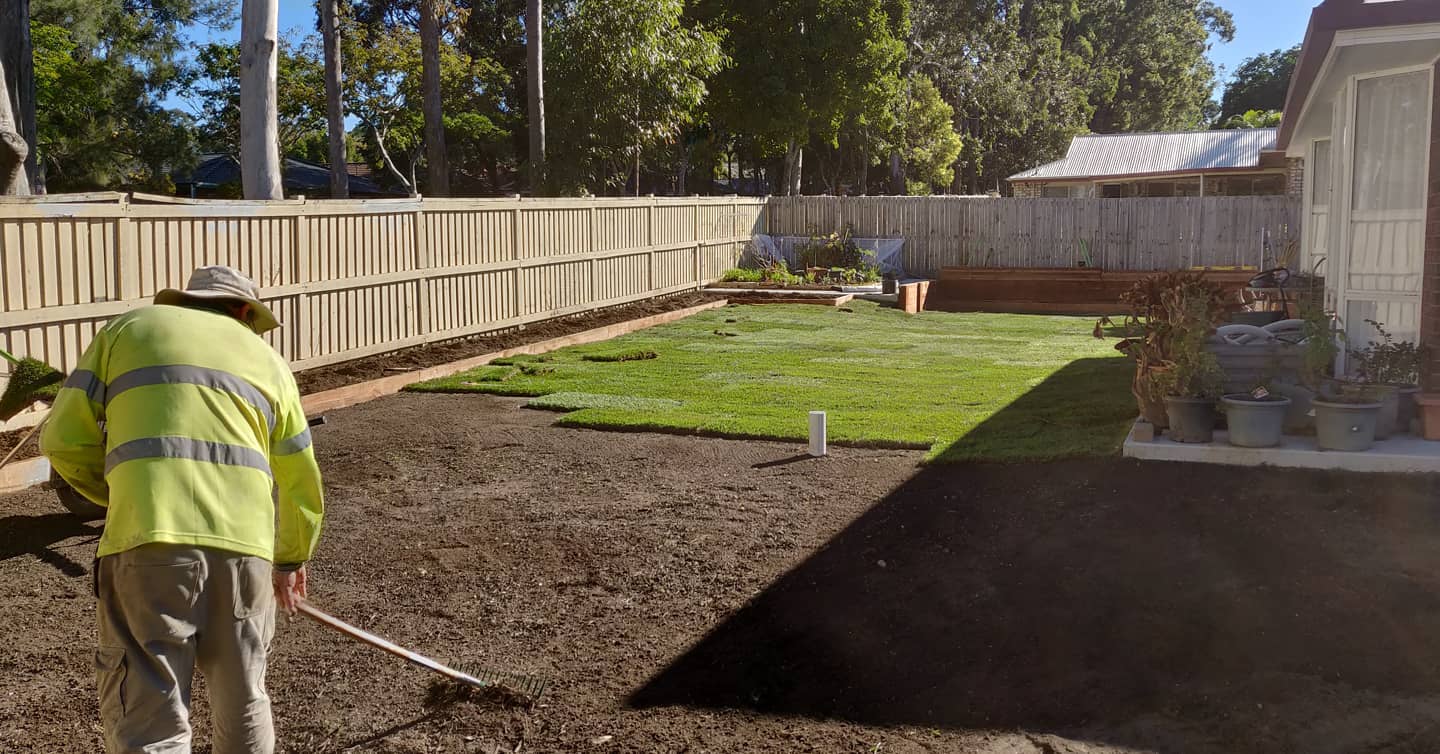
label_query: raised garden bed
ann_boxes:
[928,267,1256,315]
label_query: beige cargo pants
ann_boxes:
[94,543,276,754]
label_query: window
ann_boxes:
[1041,185,1072,198]
[1352,71,1428,212]
[1311,139,1331,207]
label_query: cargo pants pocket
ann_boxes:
[95,646,127,731]
[232,557,273,620]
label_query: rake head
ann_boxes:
[448,660,549,699]
[0,357,64,421]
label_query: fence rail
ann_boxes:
[766,195,1301,274]
[0,194,764,428]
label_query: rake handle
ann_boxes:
[295,599,490,689]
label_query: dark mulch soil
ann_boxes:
[0,292,721,465]
[293,292,722,395]
[7,393,1440,752]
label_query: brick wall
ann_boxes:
[1422,61,1440,390]
[1012,182,1042,198]
[1286,158,1305,197]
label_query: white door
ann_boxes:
[1336,68,1431,356]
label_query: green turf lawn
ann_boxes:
[407,301,1137,462]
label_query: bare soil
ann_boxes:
[6,394,1440,752]
[293,292,722,394]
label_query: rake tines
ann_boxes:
[451,661,549,698]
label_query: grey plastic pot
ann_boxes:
[1272,382,1315,432]
[1398,385,1421,433]
[1221,394,1292,448]
[1312,399,1382,452]
[1163,396,1217,443]
[1374,384,1401,439]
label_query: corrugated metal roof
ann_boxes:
[1008,128,1278,182]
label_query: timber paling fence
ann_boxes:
[0,192,1296,429]
[766,195,1302,274]
[0,192,765,428]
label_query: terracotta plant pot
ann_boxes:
[1415,393,1440,441]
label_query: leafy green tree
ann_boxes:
[29,0,231,191]
[1216,45,1298,125]
[895,73,961,194]
[1086,0,1235,133]
[186,40,327,157]
[342,14,514,194]
[1218,108,1282,130]
[906,0,1233,194]
[695,0,908,195]
[546,0,724,195]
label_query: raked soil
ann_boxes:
[6,393,1440,752]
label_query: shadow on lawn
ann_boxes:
[931,357,1133,463]
[629,364,1440,747]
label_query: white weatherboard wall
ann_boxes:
[0,194,765,428]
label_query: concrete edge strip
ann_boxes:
[0,299,730,497]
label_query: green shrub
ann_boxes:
[720,268,764,283]
[797,227,875,271]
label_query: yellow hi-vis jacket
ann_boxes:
[40,304,324,567]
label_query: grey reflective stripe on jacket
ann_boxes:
[105,437,272,476]
[64,370,107,404]
[273,427,312,456]
[105,365,276,430]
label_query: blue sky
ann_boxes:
[1209,0,1313,83]
[164,0,1316,116]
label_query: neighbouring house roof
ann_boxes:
[1278,0,1440,152]
[173,154,401,197]
[1008,129,1279,183]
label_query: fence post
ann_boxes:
[115,194,139,301]
[292,206,312,361]
[512,201,525,319]
[647,199,656,292]
[412,200,433,339]
[588,205,597,302]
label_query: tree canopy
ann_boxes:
[23,0,1263,197]
[1217,45,1299,125]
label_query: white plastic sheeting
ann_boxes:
[749,235,906,277]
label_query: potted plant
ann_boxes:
[1296,311,1382,451]
[1221,384,1292,448]
[1151,283,1227,442]
[1101,271,1229,431]
[1347,319,1423,437]
[1268,302,1335,433]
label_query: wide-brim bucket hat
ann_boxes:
[154,265,280,333]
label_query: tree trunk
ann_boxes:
[858,141,869,196]
[0,0,35,195]
[526,0,545,195]
[367,121,414,196]
[890,151,904,195]
[319,0,349,199]
[419,0,448,196]
[676,143,688,195]
[240,0,283,199]
[783,139,803,196]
